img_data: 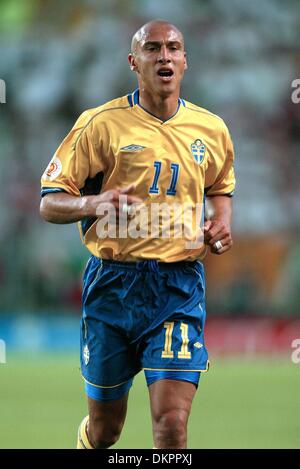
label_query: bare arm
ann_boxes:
[40,185,142,224]
[203,195,233,255]
[40,192,95,224]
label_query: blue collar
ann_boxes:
[127,89,186,122]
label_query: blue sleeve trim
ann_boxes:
[41,187,67,198]
[211,192,235,197]
[204,187,235,197]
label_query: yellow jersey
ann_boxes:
[41,90,235,262]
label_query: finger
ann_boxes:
[209,231,231,246]
[95,200,119,217]
[203,220,212,232]
[212,244,230,255]
[126,195,143,205]
[106,190,122,202]
[119,184,136,194]
[203,221,214,244]
[204,226,223,245]
[211,238,233,255]
[118,196,143,212]
[208,222,231,245]
[118,191,143,212]
[119,202,145,220]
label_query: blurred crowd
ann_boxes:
[0,0,299,315]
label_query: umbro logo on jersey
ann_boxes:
[194,342,203,349]
[120,144,146,152]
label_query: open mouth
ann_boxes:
[157,69,174,81]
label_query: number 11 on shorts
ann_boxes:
[161,321,191,359]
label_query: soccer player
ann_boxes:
[40,20,235,449]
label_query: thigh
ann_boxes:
[88,394,129,429]
[149,379,197,421]
[141,261,209,374]
[141,317,209,373]
[81,258,141,394]
[80,316,138,396]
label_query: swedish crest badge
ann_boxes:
[83,344,90,366]
[191,139,206,164]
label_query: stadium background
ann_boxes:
[0,0,299,448]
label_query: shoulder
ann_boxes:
[183,100,229,134]
[75,95,131,130]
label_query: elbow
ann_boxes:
[40,197,55,223]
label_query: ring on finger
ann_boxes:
[122,203,129,214]
[214,240,223,251]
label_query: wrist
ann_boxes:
[81,195,97,218]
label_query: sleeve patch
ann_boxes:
[42,155,62,181]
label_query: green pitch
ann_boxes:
[0,354,299,448]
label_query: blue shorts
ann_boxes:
[80,257,209,401]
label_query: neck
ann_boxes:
[138,89,180,121]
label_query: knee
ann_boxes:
[153,409,188,448]
[88,418,123,449]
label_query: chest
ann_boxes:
[102,120,223,197]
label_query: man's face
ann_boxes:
[129,23,187,98]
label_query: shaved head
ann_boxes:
[131,20,184,54]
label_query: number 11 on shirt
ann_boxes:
[149,161,180,196]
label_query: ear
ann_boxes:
[128,53,139,72]
[184,51,188,71]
